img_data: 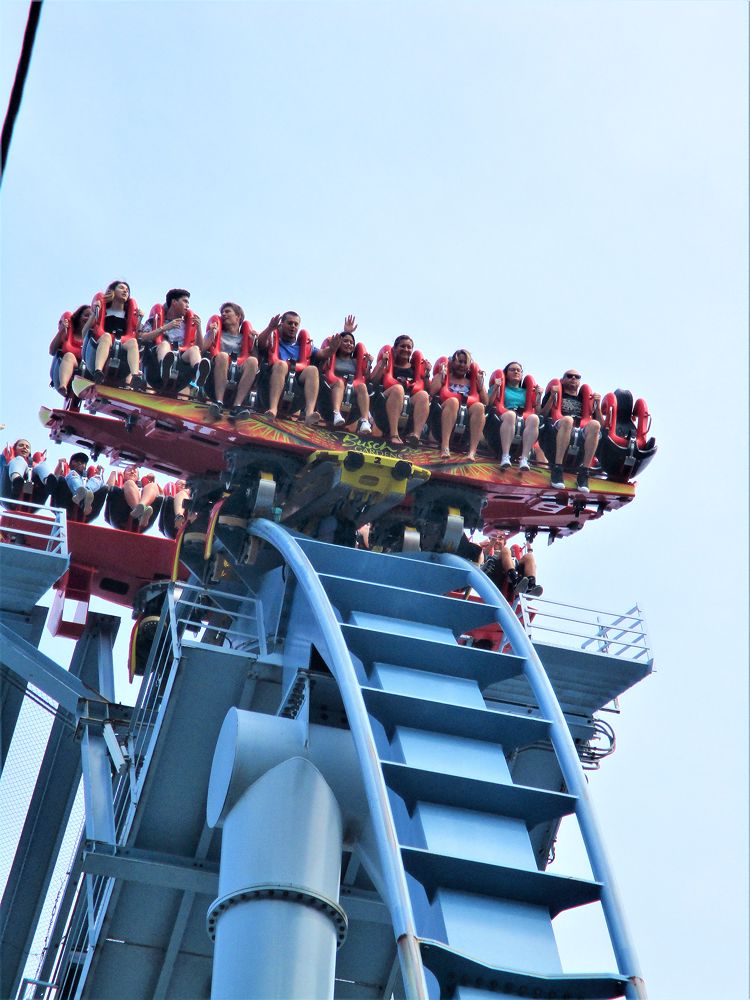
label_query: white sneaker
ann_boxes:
[518,457,530,471]
[357,418,372,436]
[72,486,88,505]
[332,411,346,427]
[499,454,512,469]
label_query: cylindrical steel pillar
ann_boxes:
[208,753,346,1000]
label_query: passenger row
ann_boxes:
[50,281,657,486]
[1,441,189,536]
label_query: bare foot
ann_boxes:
[440,449,451,459]
[389,435,404,446]
[304,411,323,426]
[466,451,477,461]
[263,409,277,420]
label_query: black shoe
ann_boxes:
[130,373,146,391]
[161,352,175,383]
[550,465,565,489]
[513,573,529,595]
[230,406,252,421]
[525,576,544,597]
[195,358,211,387]
[207,401,223,419]
[576,467,590,493]
[93,369,105,384]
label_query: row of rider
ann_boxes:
[2,438,189,535]
[50,281,602,491]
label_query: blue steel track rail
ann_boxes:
[248,519,429,999]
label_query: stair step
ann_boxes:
[382,762,575,827]
[363,687,551,752]
[319,575,500,632]
[342,624,524,688]
[419,939,628,999]
[401,847,602,916]
[293,535,472,594]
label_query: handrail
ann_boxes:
[443,554,647,1000]
[0,499,68,556]
[248,520,428,1000]
[516,595,651,663]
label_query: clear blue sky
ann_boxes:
[1,2,747,996]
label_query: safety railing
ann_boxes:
[0,499,67,556]
[517,595,651,663]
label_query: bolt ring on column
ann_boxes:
[207,883,348,947]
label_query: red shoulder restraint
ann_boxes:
[544,379,593,426]
[267,329,312,370]
[206,316,255,364]
[434,356,481,408]
[321,340,368,388]
[57,312,83,360]
[601,393,651,449]
[378,345,428,394]
[91,293,139,342]
[490,372,536,416]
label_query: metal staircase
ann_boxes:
[3,513,649,999]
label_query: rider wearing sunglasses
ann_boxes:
[540,370,602,491]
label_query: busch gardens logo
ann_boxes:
[340,433,401,457]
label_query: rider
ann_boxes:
[482,533,543,597]
[429,348,487,460]
[91,280,145,388]
[49,305,93,397]
[490,361,540,472]
[319,316,373,435]
[257,310,337,425]
[139,288,208,388]
[202,302,258,420]
[369,335,431,446]
[540,368,602,492]
[55,452,105,517]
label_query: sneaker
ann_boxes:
[576,467,590,493]
[357,418,372,436]
[207,401,223,419]
[137,505,153,528]
[513,574,530,595]
[130,503,146,521]
[161,352,175,382]
[332,411,346,428]
[193,358,211,388]
[518,456,530,472]
[72,486,88,506]
[231,406,252,421]
[82,489,95,516]
[499,454,512,470]
[525,577,544,597]
[93,369,105,384]
[130,373,146,391]
[550,465,565,489]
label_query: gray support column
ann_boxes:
[81,729,116,846]
[208,754,345,1000]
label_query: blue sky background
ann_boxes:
[1,1,747,996]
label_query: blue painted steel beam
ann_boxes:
[0,623,105,716]
[0,614,117,1000]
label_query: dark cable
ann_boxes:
[1,1,44,183]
